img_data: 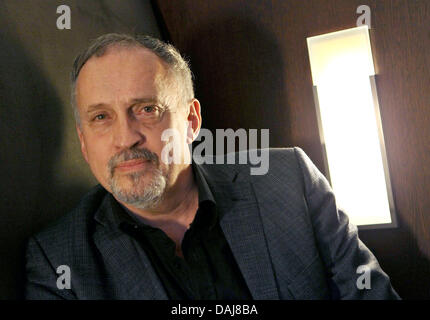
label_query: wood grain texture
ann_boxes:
[156,0,430,299]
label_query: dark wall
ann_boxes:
[0,0,161,299]
[155,0,430,299]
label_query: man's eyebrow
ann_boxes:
[128,97,159,105]
[85,97,160,113]
[86,103,108,113]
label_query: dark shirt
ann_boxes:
[116,163,252,300]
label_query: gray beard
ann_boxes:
[109,167,167,210]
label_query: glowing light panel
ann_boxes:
[307,26,396,227]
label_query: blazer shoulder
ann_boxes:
[29,185,107,256]
[197,147,299,175]
[249,147,306,180]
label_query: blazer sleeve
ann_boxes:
[293,147,400,299]
[25,236,76,300]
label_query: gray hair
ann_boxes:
[70,33,194,126]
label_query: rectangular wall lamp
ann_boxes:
[306,26,397,229]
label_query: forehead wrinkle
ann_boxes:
[77,48,168,112]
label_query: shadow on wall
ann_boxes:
[184,15,293,151]
[0,0,162,299]
[0,32,88,299]
[359,210,430,299]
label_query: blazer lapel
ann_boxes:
[202,165,280,300]
[93,195,168,300]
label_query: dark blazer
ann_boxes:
[25,147,400,299]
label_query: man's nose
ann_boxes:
[113,115,145,149]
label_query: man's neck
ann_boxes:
[118,165,199,246]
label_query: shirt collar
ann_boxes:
[192,161,216,205]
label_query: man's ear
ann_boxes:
[76,124,89,163]
[186,99,202,144]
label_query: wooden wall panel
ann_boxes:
[155,0,430,299]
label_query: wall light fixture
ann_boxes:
[307,26,396,229]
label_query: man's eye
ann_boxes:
[135,105,161,117]
[93,114,107,121]
[143,106,156,113]
[133,104,164,123]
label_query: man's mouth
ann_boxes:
[115,159,149,172]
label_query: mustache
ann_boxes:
[108,147,158,175]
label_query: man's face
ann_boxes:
[75,46,194,209]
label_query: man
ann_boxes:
[25,33,400,299]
